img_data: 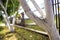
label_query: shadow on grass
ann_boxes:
[0,34,5,40]
[0,26,4,31]
[5,31,26,40]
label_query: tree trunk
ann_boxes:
[19,0,60,40]
[58,14,60,34]
[19,0,47,30]
[30,0,46,19]
[2,13,14,32]
[0,0,14,32]
[44,0,60,40]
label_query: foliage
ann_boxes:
[0,0,19,21]
[0,11,3,21]
[0,0,19,15]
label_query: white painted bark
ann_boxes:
[30,0,46,19]
[2,13,14,31]
[12,15,16,26]
[12,12,17,27]
[0,0,14,32]
[5,0,9,10]
[44,0,60,40]
[19,0,48,30]
[19,0,60,40]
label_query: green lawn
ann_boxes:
[0,26,49,40]
[27,25,45,31]
[25,19,45,31]
[15,27,49,40]
[25,19,34,23]
[0,19,59,40]
[0,19,49,40]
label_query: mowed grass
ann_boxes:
[25,19,34,23]
[0,19,49,40]
[0,26,49,40]
[25,19,45,31]
[15,26,49,40]
[27,25,45,31]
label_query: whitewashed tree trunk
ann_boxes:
[11,12,17,26]
[19,0,48,30]
[19,0,60,40]
[30,0,46,19]
[5,0,9,10]
[0,0,14,32]
[44,0,60,40]
[2,13,14,32]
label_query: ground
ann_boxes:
[0,26,49,40]
[0,19,49,40]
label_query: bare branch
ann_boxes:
[5,0,9,10]
[19,0,49,31]
[19,0,60,40]
[0,0,14,31]
[12,11,17,26]
[0,0,8,16]
[30,0,46,19]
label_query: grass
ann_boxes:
[0,19,49,40]
[25,19,34,23]
[0,19,59,40]
[15,27,49,40]
[25,19,45,31]
[27,25,45,31]
[0,26,49,40]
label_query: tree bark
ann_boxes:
[19,0,48,31]
[30,0,46,19]
[19,0,60,40]
[58,14,60,34]
[44,0,60,40]
[0,0,14,32]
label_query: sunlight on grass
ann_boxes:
[0,26,49,40]
[0,27,9,34]
[27,25,45,31]
[0,19,48,40]
[25,19,34,23]
[15,27,49,40]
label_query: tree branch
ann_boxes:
[30,0,46,19]
[5,0,9,10]
[0,0,14,31]
[19,0,49,31]
[44,0,60,40]
[19,0,60,40]
[0,0,8,16]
